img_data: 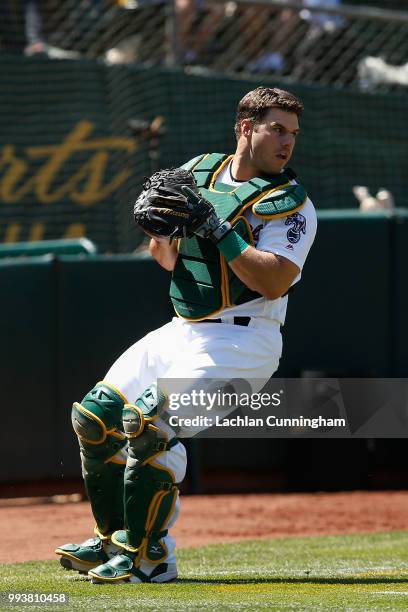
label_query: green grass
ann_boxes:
[1,532,408,610]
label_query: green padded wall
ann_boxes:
[56,255,173,477]
[393,210,408,376]
[0,210,406,483]
[278,211,393,377]
[0,256,59,481]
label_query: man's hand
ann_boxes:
[181,186,233,243]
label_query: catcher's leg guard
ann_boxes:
[56,382,128,572]
[88,384,182,583]
[71,381,128,536]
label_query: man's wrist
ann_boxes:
[209,220,232,243]
[216,229,250,262]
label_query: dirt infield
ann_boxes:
[1,491,407,563]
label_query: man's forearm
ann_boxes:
[227,244,299,300]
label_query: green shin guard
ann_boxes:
[123,463,178,561]
[72,381,128,536]
[88,384,181,584]
[81,456,125,535]
[88,470,179,584]
[119,383,179,560]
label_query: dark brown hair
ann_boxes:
[234,87,304,137]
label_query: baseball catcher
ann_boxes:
[56,86,317,585]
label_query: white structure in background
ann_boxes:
[353,186,395,211]
[358,57,408,89]
[105,35,141,64]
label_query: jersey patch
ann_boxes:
[285,212,306,244]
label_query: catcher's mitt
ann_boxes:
[133,168,208,240]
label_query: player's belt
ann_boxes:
[200,316,251,326]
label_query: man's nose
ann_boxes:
[282,133,295,147]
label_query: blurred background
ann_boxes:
[1,0,407,497]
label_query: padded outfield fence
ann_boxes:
[1,209,408,485]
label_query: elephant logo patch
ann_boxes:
[285,213,306,244]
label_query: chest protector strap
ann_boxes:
[170,153,307,320]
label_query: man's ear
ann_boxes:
[240,119,253,138]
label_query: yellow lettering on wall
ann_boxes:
[0,146,35,203]
[0,120,138,206]
[64,223,86,238]
[68,151,131,206]
[28,223,45,241]
[5,223,21,243]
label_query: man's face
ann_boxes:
[246,108,300,175]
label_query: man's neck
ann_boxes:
[230,151,259,182]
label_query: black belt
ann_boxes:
[201,316,251,326]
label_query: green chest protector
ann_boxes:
[170,153,307,321]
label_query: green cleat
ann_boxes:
[55,536,120,574]
[88,551,178,584]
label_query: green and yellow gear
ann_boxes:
[171,153,307,320]
[71,381,127,536]
[117,383,179,560]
